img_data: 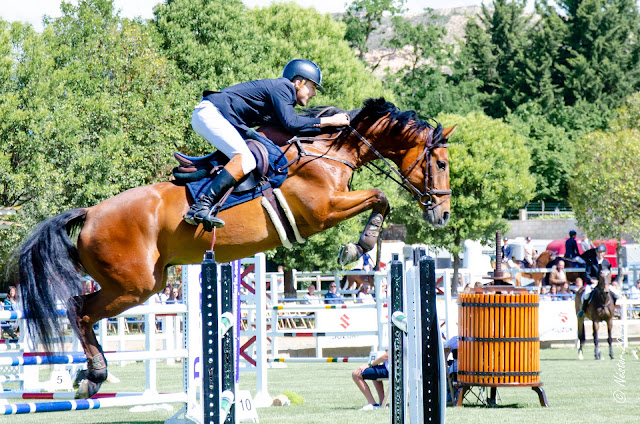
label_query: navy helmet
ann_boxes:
[283,59,323,90]
[596,244,607,253]
[569,230,577,237]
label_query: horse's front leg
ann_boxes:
[325,189,389,266]
[607,319,614,360]
[577,316,585,360]
[593,321,602,360]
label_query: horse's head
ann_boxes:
[349,98,452,227]
[598,269,612,291]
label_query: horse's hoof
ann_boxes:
[73,369,88,390]
[74,378,103,399]
[338,243,361,266]
[578,352,584,360]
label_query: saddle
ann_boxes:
[173,139,270,194]
[171,135,289,213]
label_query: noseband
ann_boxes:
[346,126,451,211]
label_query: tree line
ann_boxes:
[2,0,640,288]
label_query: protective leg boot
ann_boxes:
[184,169,238,229]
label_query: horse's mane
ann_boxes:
[301,98,444,145]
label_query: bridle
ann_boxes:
[279,124,451,211]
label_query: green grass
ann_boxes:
[2,345,639,423]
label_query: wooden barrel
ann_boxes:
[457,289,540,386]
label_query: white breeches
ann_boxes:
[191,100,257,175]
[581,284,595,302]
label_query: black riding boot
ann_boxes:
[184,169,238,230]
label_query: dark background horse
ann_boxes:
[574,270,616,360]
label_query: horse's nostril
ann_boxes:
[443,211,450,222]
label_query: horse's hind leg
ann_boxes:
[68,291,112,399]
[70,286,159,398]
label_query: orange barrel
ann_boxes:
[457,290,540,386]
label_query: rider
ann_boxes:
[523,236,537,268]
[577,244,612,318]
[184,59,351,230]
[564,230,585,265]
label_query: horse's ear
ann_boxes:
[442,125,457,140]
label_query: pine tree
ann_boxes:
[461,0,532,118]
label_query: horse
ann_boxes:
[13,98,453,399]
[574,270,616,360]
[509,250,555,286]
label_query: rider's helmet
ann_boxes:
[595,244,607,253]
[569,230,577,237]
[283,59,323,90]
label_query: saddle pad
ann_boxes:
[185,137,289,212]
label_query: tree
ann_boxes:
[392,112,536,294]
[551,0,640,109]
[343,0,406,60]
[462,0,533,118]
[0,0,191,285]
[570,94,640,272]
[507,103,574,201]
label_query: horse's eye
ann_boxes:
[436,160,447,170]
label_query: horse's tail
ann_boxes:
[18,208,88,353]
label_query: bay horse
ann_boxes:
[575,270,615,360]
[14,98,453,399]
[510,250,555,286]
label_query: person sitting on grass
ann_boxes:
[352,350,389,410]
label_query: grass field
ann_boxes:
[2,345,639,424]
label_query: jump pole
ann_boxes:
[389,248,446,424]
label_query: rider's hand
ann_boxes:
[320,113,350,127]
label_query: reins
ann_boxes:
[278,124,451,211]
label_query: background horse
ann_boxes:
[574,270,615,360]
[510,250,555,286]
[13,98,453,399]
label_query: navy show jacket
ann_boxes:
[204,78,322,136]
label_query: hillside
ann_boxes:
[355,6,483,76]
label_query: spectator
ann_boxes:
[560,282,572,300]
[4,286,19,311]
[549,285,559,300]
[159,286,172,303]
[362,251,375,272]
[3,286,19,338]
[572,277,584,294]
[356,283,375,304]
[324,282,344,304]
[445,336,459,381]
[352,350,389,410]
[378,277,389,299]
[523,236,537,268]
[474,281,484,289]
[565,230,584,264]
[629,279,640,300]
[549,260,568,288]
[502,237,513,263]
[540,286,551,301]
[303,282,322,305]
[580,234,595,253]
[172,286,182,303]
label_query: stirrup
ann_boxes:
[201,214,226,232]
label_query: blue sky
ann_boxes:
[0,0,491,31]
